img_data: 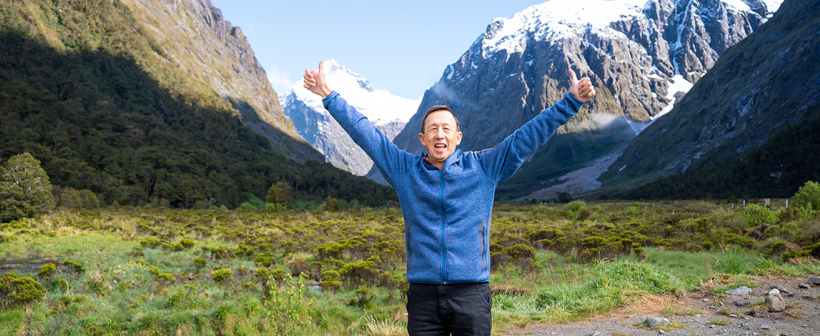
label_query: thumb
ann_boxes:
[318,60,325,76]
[568,69,578,85]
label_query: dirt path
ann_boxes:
[504,276,820,336]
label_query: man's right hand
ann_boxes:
[303,60,333,98]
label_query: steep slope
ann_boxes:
[599,0,820,198]
[384,0,779,198]
[122,0,321,162]
[282,59,418,175]
[0,0,396,208]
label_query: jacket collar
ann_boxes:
[422,149,462,170]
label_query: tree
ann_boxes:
[266,181,293,208]
[0,153,56,222]
[791,180,820,211]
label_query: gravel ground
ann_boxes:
[504,275,820,336]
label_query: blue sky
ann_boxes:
[210,1,541,99]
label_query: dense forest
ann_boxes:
[0,0,396,208]
[617,105,820,200]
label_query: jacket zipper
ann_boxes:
[440,170,446,284]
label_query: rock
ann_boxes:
[726,286,753,295]
[702,298,709,302]
[798,283,810,289]
[760,324,770,330]
[646,317,670,328]
[658,330,665,334]
[719,301,724,306]
[729,314,738,318]
[809,277,820,285]
[308,285,323,292]
[589,330,603,336]
[770,285,792,295]
[766,290,786,312]
[735,297,755,306]
[769,288,780,295]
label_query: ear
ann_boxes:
[418,133,425,146]
[455,132,462,146]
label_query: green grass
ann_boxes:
[1,202,818,335]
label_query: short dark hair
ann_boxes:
[420,105,460,133]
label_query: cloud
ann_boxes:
[266,65,293,95]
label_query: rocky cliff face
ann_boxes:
[281,60,418,175]
[600,0,819,187]
[385,0,779,197]
[122,0,322,161]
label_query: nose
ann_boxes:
[435,129,445,139]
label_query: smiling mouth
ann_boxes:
[434,144,447,149]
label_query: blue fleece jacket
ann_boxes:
[323,91,583,284]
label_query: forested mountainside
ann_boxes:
[0,0,396,208]
[122,0,320,162]
[600,0,820,199]
[380,0,779,199]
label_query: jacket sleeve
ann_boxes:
[478,92,583,183]
[322,91,413,187]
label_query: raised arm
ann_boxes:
[303,61,412,186]
[479,69,596,182]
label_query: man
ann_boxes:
[304,60,595,335]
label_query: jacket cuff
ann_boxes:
[563,92,585,113]
[322,91,339,109]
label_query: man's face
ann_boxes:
[418,110,462,167]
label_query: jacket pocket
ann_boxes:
[406,224,414,269]
[480,220,487,270]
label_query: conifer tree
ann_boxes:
[0,153,56,222]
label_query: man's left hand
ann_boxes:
[569,69,596,103]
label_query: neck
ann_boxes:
[424,156,446,170]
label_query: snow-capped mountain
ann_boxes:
[281,59,419,175]
[600,0,819,197]
[384,0,780,198]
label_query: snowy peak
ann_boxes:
[286,58,418,126]
[480,0,782,56]
[282,59,419,176]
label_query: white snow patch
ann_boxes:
[480,0,649,56]
[654,74,693,120]
[287,59,419,126]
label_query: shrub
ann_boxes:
[791,181,820,211]
[502,244,535,263]
[63,260,85,273]
[38,263,56,278]
[193,257,207,269]
[179,238,195,250]
[348,285,375,308]
[157,273,176,283]
[0,273,46,307]
[212,269,233,283]
[742,204,778,226]
[0,153,56,222]
[254,267,270,280]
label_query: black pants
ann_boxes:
[406,283,492,336]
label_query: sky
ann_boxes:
[209,0,543,99]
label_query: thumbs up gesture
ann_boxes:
[304,60,333,98]
[569,69,596,103]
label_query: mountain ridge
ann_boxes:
[378,0,778,198]
[282,59,419,175]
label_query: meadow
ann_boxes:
[1,199,819,335]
